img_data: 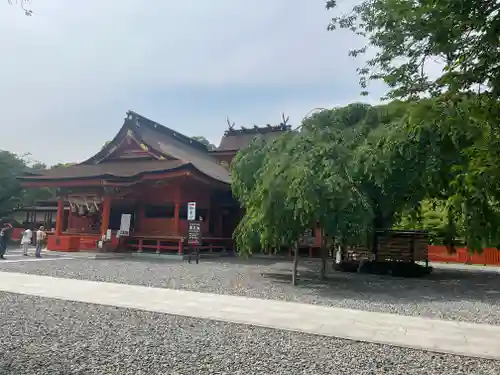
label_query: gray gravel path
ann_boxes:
[0,257,499,324]
[0,292,498,375]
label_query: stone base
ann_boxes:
[50,250,235,261]
[48,251,128,260]
[129,252,235,261]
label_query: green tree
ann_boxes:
[381,93,500,251]
[232,134,310,284]
[303,101,418,231]
[191,136,216,151]
[396,199,463,244]
[0,151,27,217]
[327,0,500,252]
[233,129,374,283]
[231,103,417,282]
[0,152,57,219]
[326,0,500,99]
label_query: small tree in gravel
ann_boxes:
[232,119,375,284]
[232,133,309,285]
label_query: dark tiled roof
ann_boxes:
[138,125,230,183]
[218,130,288,151]
[19,160,187,180]
[127,111,209,153]
[20,110,231,185]
[82,111,210,165]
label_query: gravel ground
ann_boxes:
[0,292,498,375]
[0,256,499,325]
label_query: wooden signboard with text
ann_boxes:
[299,228,316,247]
[187,220,201,264]
[187,221,201,246]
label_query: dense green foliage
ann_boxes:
[383,94,500,250]
[231,102,421,259]
[0,151,53,219]
[396,200,464,244]
[232,124,375,257]
[323,0,500,252]
[326,0,500,100]
[232,91,500,260]
[0,151,29,218]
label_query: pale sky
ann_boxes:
[0,0,384,165]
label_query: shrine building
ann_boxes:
[18,111,290,254]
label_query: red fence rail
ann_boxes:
[11,229,500,265]
[428,245,500,266]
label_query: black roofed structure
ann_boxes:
[21,111,230,185]
[217,123,291,151]
[20,160,188,181]
[209,120,292,166]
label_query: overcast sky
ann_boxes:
[0,0,384,165]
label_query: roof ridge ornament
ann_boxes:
[223,113,292,136]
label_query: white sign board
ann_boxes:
[187,202,196,221]
[119,214,131,236]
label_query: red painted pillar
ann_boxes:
[100,196,111,237]
[55,199,64,235]
[174,202,180,235]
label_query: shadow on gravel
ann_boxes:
[102,256,287,268]
[114,256,500,307]
[1,253,499,319]
[260,265,500,305]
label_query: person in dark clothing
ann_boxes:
[0,223,13,259]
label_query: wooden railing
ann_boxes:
[120,235,234,255]
[122,235,183,253]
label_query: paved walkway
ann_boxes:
[1,247,72,263]
[0,271,499,360]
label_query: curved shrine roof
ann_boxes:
[19,111,231,185]
[19,160,188,181]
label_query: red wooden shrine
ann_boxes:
[18,111,289,254]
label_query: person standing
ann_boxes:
[0,223,13,259]
[21,227,33,256]
[35,225,46,258]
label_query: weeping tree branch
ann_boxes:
[8,0,32,16]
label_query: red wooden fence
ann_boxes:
[428,245,500,266]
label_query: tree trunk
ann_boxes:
[292,241,299,286]
[320,231,327,280]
